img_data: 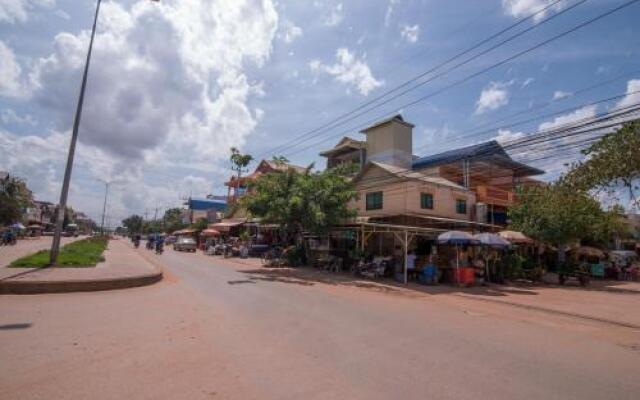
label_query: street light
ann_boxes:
[98,179,125,235]
[49,0,159,265]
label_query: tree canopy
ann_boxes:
[241,167,357,238]
[0,173,33,225]
[562,120,640,207]
[163,207,187,233]
[509,183,628,251]
[122,214,144,234]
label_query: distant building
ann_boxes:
[185,198,227,223]
[224,159,307,204]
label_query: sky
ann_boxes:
[0,0,639,224]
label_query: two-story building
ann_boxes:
[225,159,307,203]
[320,114,544,232]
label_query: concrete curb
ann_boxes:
[0,270,163,295]
[455,293,640,330]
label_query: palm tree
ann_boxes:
[230,147,253,200]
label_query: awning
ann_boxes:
[201,228,221,236]
[174,229,197,235]
[498,230,534,244]
[210,219,246,231]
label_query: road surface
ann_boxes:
[1,243,638,399]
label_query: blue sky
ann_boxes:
[0,0,639,223]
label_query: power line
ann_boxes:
[256,0,574,159]
[276,0,639,159]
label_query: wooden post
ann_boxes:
[404,230,408,285]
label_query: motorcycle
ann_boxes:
[133,239,140,249]
[155,242,164,255]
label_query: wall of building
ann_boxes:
[352,167,476,221]
[365,121,413,168]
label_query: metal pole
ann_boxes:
[404,230,408,285]
[100,181,109,234]
[50,0,102,265]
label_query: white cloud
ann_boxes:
[27,0,277,163]
[614,79,640,110]
[553,90,572,100]
[538,105,598,131]
[1,108,37,126]
[475,81,510,114]
[400,24,419,43]
[385,0,400,27]
[1,0,279,218]
[309,47,383,96]
[324,2,343,26]
[0,40,26,97]
[0,0,54,24]
[494,128,525,144]
[502,0,562,22]
[279,20,302,44]
[521,77,534,88]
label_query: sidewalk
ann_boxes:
[0,239,162,294]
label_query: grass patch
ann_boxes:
[10,236,109,268]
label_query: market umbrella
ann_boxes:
[437,231,479,285]
[498,230,534,244]
[9,223,25,230]
[474,233,511,249]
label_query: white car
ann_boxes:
[173,237,197,252]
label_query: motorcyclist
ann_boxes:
[155,235,164,254]
[146,235,155,250]
[133,234,141,249]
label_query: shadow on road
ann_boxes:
[0,323,33,330]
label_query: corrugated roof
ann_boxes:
[367,162,469,191]
[412,140,544,176]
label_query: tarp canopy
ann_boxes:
[498,230,534,244]
[570,246,605,259]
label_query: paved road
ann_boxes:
[1,245,639,400]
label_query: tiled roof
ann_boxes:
[360,114,414,133]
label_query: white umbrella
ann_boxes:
[437,231,479,285]
[474,233,511,249]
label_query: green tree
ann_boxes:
[191,217,209,231]
[241,167,357,241]
[163,208,187,233]
[562,120,640,207]
[0,173,33,225]
[122,214,144,234]
[230,147,253,199]
[509,183,623,261]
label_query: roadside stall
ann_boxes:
[569,246,606,278]
[608,250,639,281]
[437,231,480,286]
[473,233,511,284]
[27,224,43,237]
[200,228,221,252]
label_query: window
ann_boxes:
[456,199,467,214]
[420,193,433,209]
[366,191,383,210]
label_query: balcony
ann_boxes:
[475,185,516,207]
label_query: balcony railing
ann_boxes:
[475,185,516,207]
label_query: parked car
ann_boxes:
[174,236,197,252]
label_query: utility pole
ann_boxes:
[49,0,102,265]
[48,0,160,266]
[100,180,110,235]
